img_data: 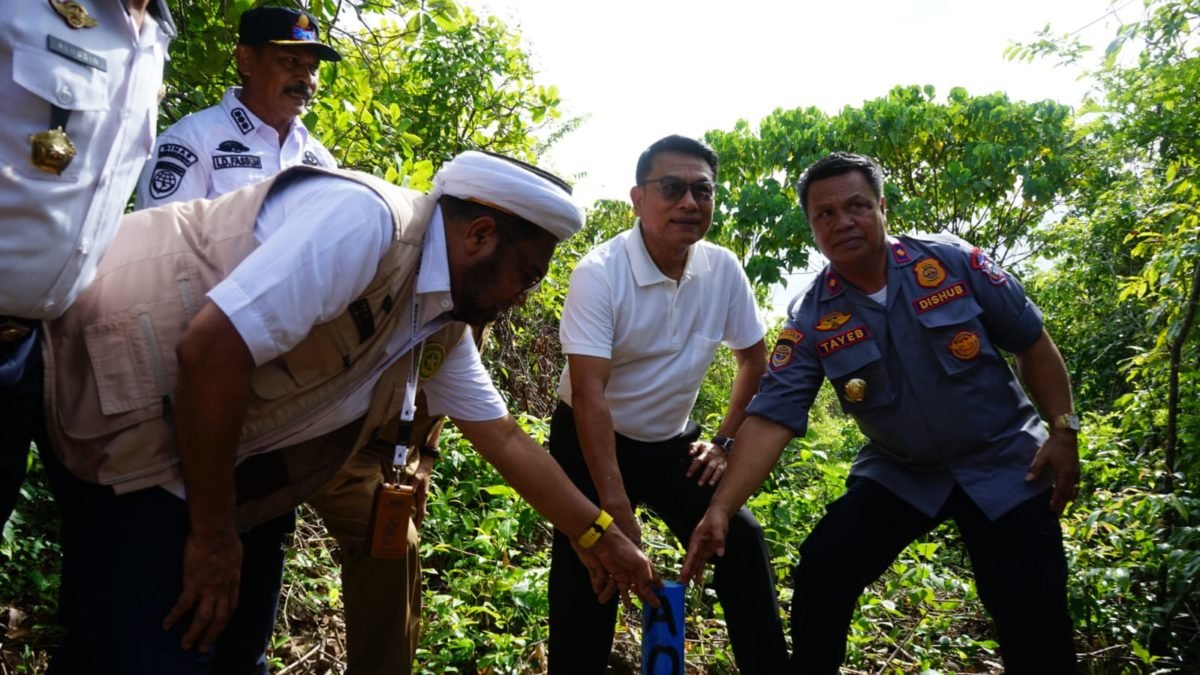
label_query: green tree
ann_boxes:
[705,86,1085,290]
[1011,0,1200,666]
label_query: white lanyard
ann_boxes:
[392,253,425,469]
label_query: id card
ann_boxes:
[366,483,415,559]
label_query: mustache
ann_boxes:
[283,85,314,100]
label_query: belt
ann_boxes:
[0,317,36,344]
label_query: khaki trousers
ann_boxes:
[309,443,421,675]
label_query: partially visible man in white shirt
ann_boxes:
[135,5,337,209]
[0,0,174,527]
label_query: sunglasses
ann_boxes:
[640,177,716,203]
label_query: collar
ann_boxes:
[221,88,309,145]
[416,206,454,323]
[624,221,710,287]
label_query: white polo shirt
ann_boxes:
[207,175,507,452]
[0,1,172,319]
[134,86,336,208]
[557,223,765,442]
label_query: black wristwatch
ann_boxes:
[711,435,734,453]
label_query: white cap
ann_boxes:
[433,151,584,241]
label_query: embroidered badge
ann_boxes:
[817,325,871,358]
[825,273,843,297]
[912,281,969,314]
[213,155,262,170]
[815,311,852,331]
[292,13,316,40]
[148,161,186,200]
[418,343,446,380]
[159,143,197,166]
[768,327,804,371]
[970,247,1008,286]
[914,258,947,288]
[230,108,254,134]
[217,140,251,153]
[303,150,322,166]
[49,0,98,29]
[891,241,911,264]
[948,330,981,360]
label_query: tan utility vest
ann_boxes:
[42,166,467,528]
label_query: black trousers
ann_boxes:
[0,327,44,527]
[791,477,1076,674]
[46,453,295,675]
[547,402,789,674]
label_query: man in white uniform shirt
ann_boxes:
[42,151,660,674]
[135,5,338,209]
[0,0,173,527]
[547,135,789,673]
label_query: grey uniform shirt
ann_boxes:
[134,86,335,208]
[748,233,1050,520]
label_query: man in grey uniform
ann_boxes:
[683,152,1079,672]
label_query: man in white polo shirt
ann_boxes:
[546,135,789,673]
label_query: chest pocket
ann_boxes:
[817,325,895,413]
[912,292,997,376]
[9,41,110,182]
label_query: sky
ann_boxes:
[461,0,1130,307]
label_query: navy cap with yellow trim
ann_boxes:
[238,6,341,62]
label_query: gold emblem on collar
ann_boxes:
[844,378,868,403]
[49,0,99,29]
[30,127,76,175]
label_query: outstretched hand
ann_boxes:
[679,506,729,587]
[591,526,661,608]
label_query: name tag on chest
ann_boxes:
[48,35,107,71]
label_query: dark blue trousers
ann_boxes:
[546,402,790,675]
[0,327,45,528]
[45,455,295,675]
[790,477,1076,673]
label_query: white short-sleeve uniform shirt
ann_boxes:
[134,86,336,209]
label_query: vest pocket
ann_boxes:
[83,301,183,418]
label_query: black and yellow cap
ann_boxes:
[238,6,341,62]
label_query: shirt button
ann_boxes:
[43,300,56,312]
[440,300,451,309]
[56,85,73,105]
[79,238,92,255]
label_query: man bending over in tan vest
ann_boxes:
[40,151,658,675]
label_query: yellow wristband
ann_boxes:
[577,509,613,549]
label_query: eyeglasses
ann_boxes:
[640,177,716,204]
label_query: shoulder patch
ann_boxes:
[970,247,1008,286]
[418,343,446,380]
[815,311,852,331]
[891,240,912,264]
[914,258,947,288]
[158,143,197,166]
[948,330,981,360]
[213,155,262,170]
[230,107,254,134]
[148,161,186,200]
[303,150,323,166]
[816,325,871,358]
[769,327,804,371]
[217,140,251,153]
[912,281,969,314]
